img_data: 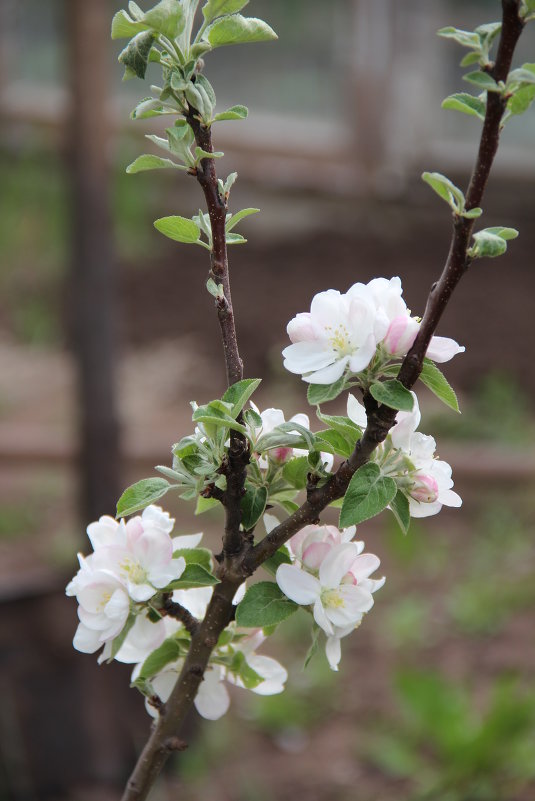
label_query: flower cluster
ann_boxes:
[66,507,287,720]
[283,276,464,384]
[276,523,385,671]
[347,392,462,517]
[249,402,333,472]
[66,506,187,655]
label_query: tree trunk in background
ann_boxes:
[66,0,122,522]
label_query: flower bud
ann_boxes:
[383,314,419,357]
[409,473,439,504]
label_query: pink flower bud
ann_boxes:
[271,447,293,464]
[383,315,419,357]
[410,473,439,504]
[287,313,316,343]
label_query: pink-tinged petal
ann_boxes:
[290,413,310,429]
[331,585,374,622]
[350,553,381,581]
[408,498,442,518]
[426,336,465,363]
[150,556,186,588]
[195,669,230,720]
[359,576,386,594]
[383,315,419,356]
[141,505,175,534]
[303,356,349,385]
[73,622,102,653]
[173,587,213,618]
[319,543,361,589]
[115,615,167,664]
[287,312,316,343]
[172,532,203,550]
[391,394,421,451]
[127,582,155,603]
[347,394,367,427]
[276,564,320,605]
[325,636,341,671]
[260,408,286,432]
[302,541,331,570]
[77,606,108,630]
[310,289,346,329]
[348,333,377,373]
[313,598,334,635]
[86,516,120,550]
[440,489,462,508]
[133,529,173,568]
[104,588,130,620]
[282,341,337,373]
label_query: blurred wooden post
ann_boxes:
[66,0,122,522]
[349,0,397,186]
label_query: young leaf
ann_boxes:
[307,375,347,405]
[202,0,249,23]
[172,547,213,571]
[126,154,185,174]
[111,10,147,39]
[437,26,480,50]
[212,105,249,122]
[154,216,201,244]
[419,359,460,413]
[441,92,486,120]
[116,477,171,517]
[282,456,311,489]
[225,208,260,233]
[137,638,182,682]
[316,428,353,458]
[390,491,411,535]
[483,226,519,241]
[421,172,465,213]
[221,378,262,417]
[241,485,268,530]
[192,402,247,433]
[469,230,508,259]
[339,463,397,527]
[370,380,414,412]
[166,563,220,590]
[507,83,535,115]
[461,207,483,220]
[226,232,247,245]
[463,71,499,91]
[195,495,220,515]
[143,0,185,39]
[262,546,292,577]
[118,31,156,80]
[235,582,298,628]
[204,14,277,48]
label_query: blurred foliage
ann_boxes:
[368,671,535,801]
[426,371,535,445]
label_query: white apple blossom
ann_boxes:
[347,392,462,518]
[282,287,381,384]
[146,663,230,721]
[276,543,375,636]
[288,524,357,570]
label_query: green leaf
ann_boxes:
[195,495,220,515]
[463,71,499,91]
[441,92,486,120]
[213,105,249,122]
[307,375,347,405]
[241,485,268,530]
[339,463,397,527]
[390,491,411,535]
[225,208,260,232]
[126,154,185,174]
[483,226,519,241]
[117,477,171,517]
[370,380,414,412]
[507,83,535,115]
[437,26,480,50]
[192,402,247,434]
[118,31,156,80]
[419,359,460,413]
[221,378,261,417]
[507,64,535,88]
[421,171,465,213]
[173,547,213,571]
[194,146,225,163]
[137,637,182,682]
[469,230,508,259]
[316,411,361,441]
[111,10,147,39]
[109,612,137,660]
[202,0,249,23]
[205,14,277,48]
[131,97,175,120]
[461,207,483,220]
[282,456,310,489]
[460,51,482,67]
[166,563,219,590]
[262,545,292,577]
[226,232,247,245]
[143,0,185,39]
[235,581,298,628]
[154,215,201,244]
[316,429,353,458]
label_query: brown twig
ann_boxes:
[161,595,200,636]
[244,0,524,572]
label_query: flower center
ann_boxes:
[97,590,112,612]
[325,324,353,355]
[120,557,148,585]
[321,589,345,609]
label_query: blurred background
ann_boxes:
[1,0,535,799]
